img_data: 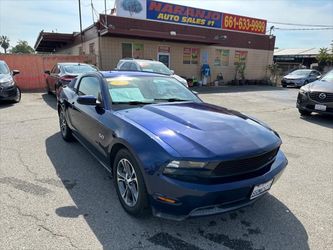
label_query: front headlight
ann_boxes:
[299,86,309,94]
[165,161,207,169]
[1,80,14,87]
[0,76,15,87]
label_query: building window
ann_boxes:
[89,43,95,55]
[122,43,132,58]
[79,46,83,55]
[183,48,200,65]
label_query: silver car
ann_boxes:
[116,59,188,87]
[281,69,321,87]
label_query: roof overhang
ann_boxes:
[34,31,75,52]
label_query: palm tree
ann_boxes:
[0,36,10,54]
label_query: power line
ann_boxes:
[275,27,333,31]
[268,21,333,28]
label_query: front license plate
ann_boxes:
[250,179,273,200]
[315,104,326,111]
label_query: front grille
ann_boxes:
[165,148,279,184]
[213,148,279,178]
[309,92,333,103]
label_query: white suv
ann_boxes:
[116,59,188,87]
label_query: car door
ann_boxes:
[69,76,106,154]
[309,71,319,82]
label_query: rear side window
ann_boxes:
[119,62,132,71]
[78,76,101,99]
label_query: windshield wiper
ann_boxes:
[112,101,153,105]
[154,98,191,102]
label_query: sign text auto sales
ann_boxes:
[147,0,222,28]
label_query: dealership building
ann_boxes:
[34,0,275,83]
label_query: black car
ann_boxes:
[44,63,97,96]
[0,60,21,103]
[281,69,321,88]
[297,69,333,116]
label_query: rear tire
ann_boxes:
[113,149,148,217]
[298,109,311,116]
[59,107,74,141]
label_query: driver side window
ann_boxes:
[78,76,101,99]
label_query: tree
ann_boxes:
[266,63,281,86]
[0,35,10,54]
[10,40,34,54]
[122,0,143,16]
[316,48,330,65]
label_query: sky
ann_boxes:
[0,0,332,52]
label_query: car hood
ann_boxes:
[284,74,307,80]
[307,80,333,93]
[117,102,281,159]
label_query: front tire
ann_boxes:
[13,87,21,103]
[282,84,287,88]
[113,149,148,217]
[298,109,311,116]
[59,107,73,141]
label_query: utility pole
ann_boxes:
[78,0,83,44]
[104,0,108,28]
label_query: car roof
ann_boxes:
[99,70,170,78]
[120,59,160,64]
[58,62,91,66]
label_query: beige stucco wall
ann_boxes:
[99,37,273,82]
[57,37,100,66]
[59,36,273,83]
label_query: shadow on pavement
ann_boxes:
[300,114,333,129]
[46,132,309,250]
[0,101,14,109]
[42,93,57,110]
[191,85,290,94]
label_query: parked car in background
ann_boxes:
[44,63,97,95]
[297,69,333,116]
[58,70,287,220]
[116,59,188,87]
[0,60,21,103]
[281,69,321,88]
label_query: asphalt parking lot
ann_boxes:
[0,86,332,250]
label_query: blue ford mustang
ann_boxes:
[58,71,287,220]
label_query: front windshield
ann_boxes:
[321,70,333,83]
[106,76,199,104]
[138,62,172,75]
[63,64,97,74]
[0,62,10,74]
[290,70,311,76]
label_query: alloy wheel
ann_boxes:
[116,158,139,207]
[59,110,67,136]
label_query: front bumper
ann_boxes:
[297,92,333,115]
[147,150,288,221]
[0,85,19,101]
[281,79,305,87]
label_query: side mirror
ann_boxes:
[12,70,20,76]
[44,70,51,75]
[77,95,101,106]
[170,70,175,75]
